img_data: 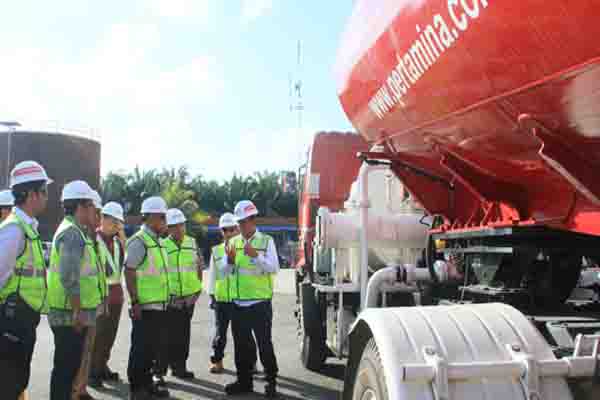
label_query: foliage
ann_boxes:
[100,166,298,222]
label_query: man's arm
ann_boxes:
[124,238,145,304]
[58,229,85,313]
[207,253,217,295]
[0,225,24,289]
[255,238,280,274]
[196,248,205,282]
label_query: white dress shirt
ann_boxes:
[0,207,39,289]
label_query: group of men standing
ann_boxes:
[0,160,281,400]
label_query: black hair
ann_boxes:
[12,180,47,206]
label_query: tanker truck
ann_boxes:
[295,1,600,399]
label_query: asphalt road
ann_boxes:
[27,294,345,399]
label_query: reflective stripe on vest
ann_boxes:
[98,235,122,285]
[211,243,231,302]
[48,217,101,311]
[163,235,203,298]
[231,232,274,301]
[128,229,169,305]
[0,212,47,312]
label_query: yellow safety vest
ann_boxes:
[163,235,203,298]
[127,229,169,305]
[211,243,231,302]
[47,217,101,311]
[97,235,122,286]
[231,232,274,301]
[0,212,47,312]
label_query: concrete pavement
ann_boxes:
[27,294,344,399]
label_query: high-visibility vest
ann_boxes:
[47,217,101,311]
[127,229,169,305]
[211,243,231,302]
[0,212,47,312]
[97,234,122,286]
[163,235,203,298]
[231,232,274,301]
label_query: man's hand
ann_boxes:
[72,311,85,333]
[244,242,258,258]
[209,295,216,310]
[130,304,142,320]
[226,243,236,261]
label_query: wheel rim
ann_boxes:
[361,388,377,400]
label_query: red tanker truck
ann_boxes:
[295,1,600,399]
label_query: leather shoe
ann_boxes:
[172,369,195,379]
[224,381,253,395]
[149,384,170,398]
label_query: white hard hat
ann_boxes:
[102,201,125,222]
[219,212,237,228]
[10,160,53,188]
[0,190,14,207]
[141,196,168,215]
[166,208,186,226]
[61,180,95,202]
[233,200,259,222]
[91,190,102,210]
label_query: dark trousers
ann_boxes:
[127,310,168,392]
[211,302,258,364]
[0,298,40,400]
[231,301,278,385]
[50,326,88,400]
[90,301,123,377]
[157,305,194,373]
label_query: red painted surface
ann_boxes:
[295,132,369,269]
[336,0,600,236]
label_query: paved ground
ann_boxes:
[28,294,345,399]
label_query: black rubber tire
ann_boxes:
[298,282,327,371]
[351,338,389,400]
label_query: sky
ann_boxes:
[0,0,356,181]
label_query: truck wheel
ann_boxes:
[298,282,327,371]
[352,338,388,400]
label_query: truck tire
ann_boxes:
[351,338,388,400]
[298,282,327,371]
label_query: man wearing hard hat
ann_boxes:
[224,200,280,398]
[125,196,170,400]
[89,202,126,388]
[72,189,107,400]
[0,189,15,222]
[155,208,203,380]
[47,180,103,400]
[0,161,51,400]
[208,212,258,374]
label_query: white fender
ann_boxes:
[349,303,577,400]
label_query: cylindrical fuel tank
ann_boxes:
[0,126,101,240]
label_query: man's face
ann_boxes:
[168,223,186,241]
[238,216,256,238]
[0,207,11,222]
[148,214,167,236]
[31,184,49,215]
[78,200,97,228]
[101,214,120,236]
[221,225,239,241]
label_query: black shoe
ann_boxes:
[103,368,120,381]
[88,376,104,389]
[153,375,167,387]
[78,394,97,400]
[149,383,170,398]
[172,369,195,380]
[224,381,253,395]
[265,383,278,399]
[129,388,154,400]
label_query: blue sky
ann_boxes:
[0,0,356,181]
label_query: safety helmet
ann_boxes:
[233,200,259,222]
[0,190,14,207]
[166,208,186,226]
[140,196,168,215]
[91,190,102,210]
[219,212,237,228]
[61,180,95,202]
[101,202,125,223]
[10,160,53,188]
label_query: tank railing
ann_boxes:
[4,119,101,142]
